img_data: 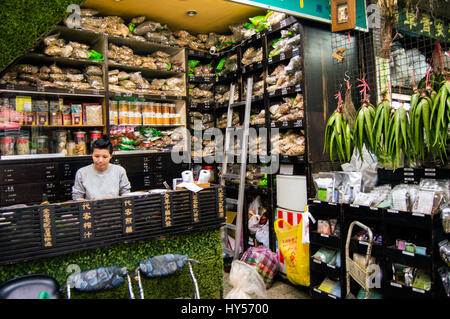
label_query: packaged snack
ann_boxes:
[71,104,83,126]
[84,103,103,125]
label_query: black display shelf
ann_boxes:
[186,49,215,59]
[109,62,183,78]
[22,53,104,68]
[0,84,105,97]
[268,47,301,65]
[310,231,341,249]
[108,91,185,101]
[266,16,298,35]
[270,118,304,129]
[188,101,215,111]
[383,208,432,230]
[311,257,341,279]
[241,61,264,74]
[387,281,432,298]
[279,154,307,164]
[311,286,341,299]
[344,203,383,222]
[187,75,215,83]
[267,84,302,98]
[216,71,239,83]
[385,246,432,269]
[349,239,384,258]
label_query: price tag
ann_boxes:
[37,86,45,92]
[390,282,402,288]
[295,84,301,91]
[138,94,144,99]
[177,96,182,100]
[68,88,75,94]
[313,258,321,264]
[269,91,275,96]
[402,251,414,257]
[294,119,302,127]
[280,53,285,60]
[329,202,337,206]
[424,172,436,177]
[403,172,414,176]
[412,212,425,217]
[293,48,299,55]
[160,95,167,100]
[320,233,329,238]
[313,200,321,204]
[328,294,337,299]
[271,122,276,128]
[282,121,288,127]
[359,240,369,246]
[412,288,425,294]
[404,177,415,182]
[115,92,121,97]
[267,25,273,32]
[124,92,132,97]
[313,288,321,294]
[280,20,287,28]
[369,207,378,211]
[350,204,360,208]
[256,32,261,39]
[268,57,273,63]
[281,88,288,95]
[387,209,399,214]
[6,84,14,90]
[327,264,336,269]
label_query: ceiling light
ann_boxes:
[186,10,197,16]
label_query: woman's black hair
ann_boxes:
[91,135,113,154]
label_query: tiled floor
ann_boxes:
[223,271,311,299]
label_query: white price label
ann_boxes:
[313,258,321,264]
[391,282,402,288]
[327,264,336,269]
[280,53,285,60]
[313,288,321,294]
[281,88,288,95]
[402,251,414,257]
[350,204,360,208]
[412,212,425,217]
[320,234,329,238]
[412,288,425,294]
[328,294,337,299]
[280,20,287,28]
[359,241,369,246]
[313,200,321,204]
[388,209,399,214]
[369,207,378,211]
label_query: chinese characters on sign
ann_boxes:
[192,193,200,223]
[79,202,94,241]
[122,198,135,235]
[217,188,224,219]
[398,9,449,41]
[40,207,54,248]
[162,193,173,227]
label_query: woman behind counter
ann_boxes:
[72,136,131,200]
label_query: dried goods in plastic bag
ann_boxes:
[138,254,188,278]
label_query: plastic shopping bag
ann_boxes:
[274,217,310,287]
[225,260,267,299]
[241,246,279,288]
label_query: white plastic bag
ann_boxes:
[225,260,267,299]
[255,223,270,248]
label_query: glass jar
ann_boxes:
[119,100,129,125]
[53,130,67,154]
[162,103,170,125]
[36,135,49,154]
[150,103,157,125]
[109,100,119,125]
[89,130,102,153]
[155,103,163,125]
[1,135,15,156]
[67,140,76,156]
[16,133,30,155]
[74,131,87,155]
[169,104,176,125]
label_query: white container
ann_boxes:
[276,175,307,212]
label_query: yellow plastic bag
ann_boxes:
[274,217,310,287]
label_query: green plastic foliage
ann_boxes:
[0,0,85,72]
[0,229,224,299]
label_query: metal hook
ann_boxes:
[344,71,350,82]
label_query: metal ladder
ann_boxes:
[220,77,253,260]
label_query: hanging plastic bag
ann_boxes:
[225,260,267,299]
[274,217,310,286]
[255,222,270,248]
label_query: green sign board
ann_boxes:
[397,8,449,42]
[228,0,368,31]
